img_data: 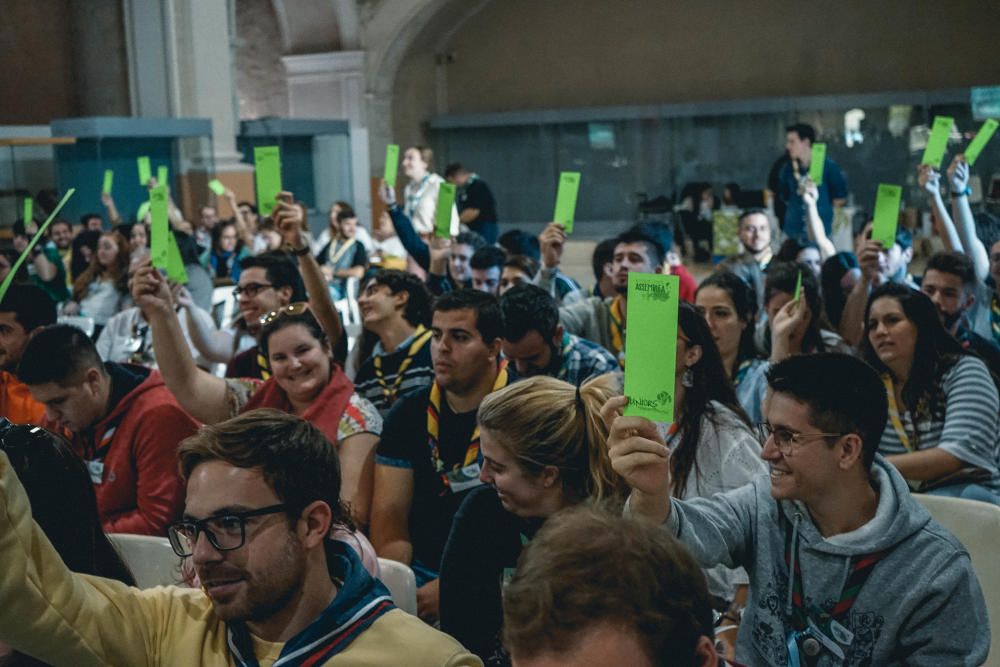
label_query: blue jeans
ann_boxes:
[925,483,1000,505]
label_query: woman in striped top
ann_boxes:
[861,283,1000,504]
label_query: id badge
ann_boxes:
[806,618,846,659]
[86,459,105,485]
[446,463,484,493]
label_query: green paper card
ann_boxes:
[102,169,114,195]
[254,146,282,217]
[0,189,75,302]
[872,184,902,248]
[137,201,151,222]
[137,156,152,186]
[809,143,826,185]
[793,270,803,302]
[964,119,999,166]
[921,117,953,168]
[157,165,169,186]
[435,182,456,239]
[384,144,400,187]
[208,179,226,196]
[623,273,680,423]
[553,171,581,233]
[23,198,32,224]
[149,186,169,269]
[166,231,189,284]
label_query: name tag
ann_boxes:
[86,459,105,485]
[446,463,484,493]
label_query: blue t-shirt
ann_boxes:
[778,157,848,241]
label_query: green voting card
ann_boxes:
[166,231,188,284]
[254,146,282,217]
[794,270,803,302]
[0,189,75,302]
[553,171,581,233]
[809,143,826,185]
[872,184,902,248]
[435,182,456,239]
[157,165,169,186]
[22,198,32,224]
[964,119,999,166]
[137,156,152,186]
[921,117,953,168]
[208,179,226,196]
[384,145,400,188]
[137,201,150,222]
[102,169,114,195]
[623,273,680,423]
[149,185,169,269]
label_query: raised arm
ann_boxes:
[273,192,344,352]
[227,189,254,248]
[132,263,231,424]
[177,288,236,363]
[802,180,836,259]
[839,231,881,346]
[381,180,430,270]
[918,165,960,253]
[948,156,989,282]
[101,191,122,226]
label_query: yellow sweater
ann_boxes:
[0,451,482,667]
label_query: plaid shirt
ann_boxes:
[557,332,619,386]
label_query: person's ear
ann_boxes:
[964,291,976,311]
[86,367,104,395]
[298,500,334,549]
[540,465,561,489]
[276,285,294,304]
[838,434,865,470]
[552,324,565,347]
[693,635,719,667]
[393,289,409,313]
[487,336,503,362]
[685,343,703,368]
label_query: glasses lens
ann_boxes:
[205,515,246,551]
[168,524,196,557]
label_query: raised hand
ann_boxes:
[917,164,941,196]
[602,395,672,504]
[130,261,173,318]
[273,191,304,250]
[947,156,970,194]
[538,222,567,268]
[378,179,397,207]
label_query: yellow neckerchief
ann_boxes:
[991,292,1000,344]
[256,350,271,380]
[373,325,431,406]
[328,237,357,265]
[609,295,626,367]
[427,359,509,490]
[882,373,915,453]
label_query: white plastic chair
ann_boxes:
[57,315,95,338]
[376,557,417,615]
[109,533,180,589]
[914,494,1000,667]
[211,285,238,329]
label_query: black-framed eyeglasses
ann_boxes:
[259,301,309,327]
[167,504,288,557]
[232,282,274,298]
[754,422,845,456]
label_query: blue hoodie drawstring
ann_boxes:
[785,512,801,619]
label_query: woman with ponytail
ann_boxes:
[439,373,625,666]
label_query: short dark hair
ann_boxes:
[591,238,617,281]
[454,230,487,251]
[19,325,106,387]
[178,409,350,527]
[443,162,465,179]
[48,218,72,233]
[615,229,664,267]
[738,207,769,225]
[786,123,816,144]
[501,284,559,342]
[503,254,539,281]
[80,213,102,226]
[433,289,503,343]
[925,251,976,288]
[470,245,507,271]
[629,222,673,258]
[503,505,714,665]
[498,229,541,261]
[369,269,432,327]
[239,251,307,302]
[335,209,357,224]
[766,353,887,470]
[0,283,57,333]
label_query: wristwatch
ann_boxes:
[286,244,311,257]
[950,187,972,198]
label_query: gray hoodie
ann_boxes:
[662,455,990,666]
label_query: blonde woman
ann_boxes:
[439,374,626,666]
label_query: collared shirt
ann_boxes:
[558,332,619,386]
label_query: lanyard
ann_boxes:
[373,326,431,405]
[609,296,625,367]
[328,238,357,265]
[881,374,915,452]
[405,174,432,216]
[427,360,508,492]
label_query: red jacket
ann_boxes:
[670,264,698,303]
[67,365,199,536]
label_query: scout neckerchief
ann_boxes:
[227,540,395,667]
[609,296,626,367]
[783,523,888,666]
[405,174,432,217]
[991,293,1000,346]
[373,325,432,406]
[256,350,271,381]
[328,238,357,266]
[83,411,127,485]
[555,331,574,381]
[427,359,509,493]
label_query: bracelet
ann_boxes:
[286,244,311,257]
[950,187,971,198]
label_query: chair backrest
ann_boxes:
[914,494,1000,667]
[376,557,417,615]
[108,533,180,589]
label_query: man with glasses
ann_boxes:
[605,353,988,666]
[0,408,479,666]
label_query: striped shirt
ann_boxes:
[878,355,1000,492]
[355,330,435,418]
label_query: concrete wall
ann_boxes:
[235,0,291,119]
[390,0,1000,145]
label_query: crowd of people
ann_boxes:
[0,126,996,666]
